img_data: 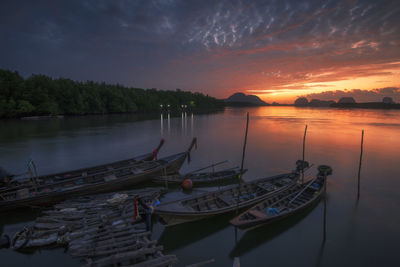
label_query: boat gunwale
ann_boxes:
[155,171,299,216]
[230,176,326,229]
[0,151,188,210]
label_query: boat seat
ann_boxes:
[217,196,231,206]
[16,188,30,199]
[257,184,271,191]
[248,209,268,219]
[104,174,117,182]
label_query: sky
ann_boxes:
[1,0,400,104]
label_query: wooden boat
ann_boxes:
[0,138,197,211]
[0,139,165,189]
[154,162,308,226]
[152,167,247,186]
[230,165,332,230]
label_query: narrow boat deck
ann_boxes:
[230,169,328,230]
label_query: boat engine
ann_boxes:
[318,165,333,176]
[296,160,309,172]
[0,167,14,186]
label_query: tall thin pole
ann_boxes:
[357,130,364,200]
[302,124,308,184]
[323,173,327,242]
[236,112,249,214]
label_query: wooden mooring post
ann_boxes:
[236,112,249,214]
[357,130,364,200]
[302,125,308,184]
[323,172,327,242]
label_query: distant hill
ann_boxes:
[330,102,400,109]
[225,93,268,106]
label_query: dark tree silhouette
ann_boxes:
[0,69,224,118]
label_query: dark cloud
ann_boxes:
[0,0,399,98]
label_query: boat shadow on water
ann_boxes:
[229,200,322,258]
[157,213,233,252]
[0,209,42,232]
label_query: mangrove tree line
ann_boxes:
[0,69,224,118]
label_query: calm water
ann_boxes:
[1,107,399,267]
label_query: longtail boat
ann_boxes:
[0,138,197,211]
[230,165,332,230]
[154,161,309,226]
[152,167,247,187]
[0,139,165,189]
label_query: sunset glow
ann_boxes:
[1,0,399,104]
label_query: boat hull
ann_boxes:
[230,175,326,230]
[234,191,324,230]
[155,172,299,226]
[0,152,186,211]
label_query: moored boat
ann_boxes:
[154,161,309,226]
[0,138,197,211]
[0,139,165,190]
[230,165,332,230]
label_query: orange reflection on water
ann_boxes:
[223,107,400,179]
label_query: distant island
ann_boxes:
[294,96,400,109]
[0,69,224,118]
[225,92,400,110]
[225,93,269,106]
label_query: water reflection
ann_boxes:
[1,107,400,266]
[168,113,171,133]
[315,240,326,267]
[191,113,194,136]
[159,213,232,252]
[161,113,164,136]
[181,112,184,133]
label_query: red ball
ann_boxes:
[182,179,193,190]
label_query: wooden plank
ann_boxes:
[129,254,178,267]
[248,209,268,219]
[84,246,163,267]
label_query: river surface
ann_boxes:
[0,107,399,267]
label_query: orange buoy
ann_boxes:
[182,179,193,190]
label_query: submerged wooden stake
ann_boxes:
[236,112,249,214]
[302,124,308,184]
[357,130,364,200]
[233,257,240,267]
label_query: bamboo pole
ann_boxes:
[357,130,364,200]
[323,173,327,242]
[302,125,308,184]
[186,160,228,175]
[236,112,249,214]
